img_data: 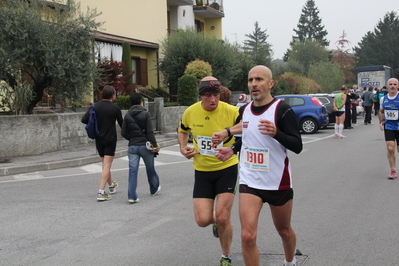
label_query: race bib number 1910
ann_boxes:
[243,145,270,171]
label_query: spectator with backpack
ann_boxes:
[82,85,123,201]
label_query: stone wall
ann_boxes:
[0,100,187,158]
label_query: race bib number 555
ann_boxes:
[197,135,222,156]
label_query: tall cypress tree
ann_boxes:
[284,0,329,61]
[122,42,133,85]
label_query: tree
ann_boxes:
[229,51,253,93]
[354,12,399,77]
[331,31,356,84]
[284,0,329,61]
[158,29,241,97]
[274,72,320,95]
[287,39,329,76]
[243,22,272,66]
[97,60,136,96]
[122,42,133,85]
[0,0,102,114]
[308,62,345,92]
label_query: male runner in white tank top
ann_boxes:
[212,65,303,266]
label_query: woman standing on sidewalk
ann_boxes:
[121,93,161,204]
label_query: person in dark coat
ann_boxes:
[121,93,161,203]
[344,86,353,129]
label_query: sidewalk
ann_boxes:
[0,133,178,177]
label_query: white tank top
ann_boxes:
[239,100,292,190]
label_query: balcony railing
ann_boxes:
[193,0,224,18]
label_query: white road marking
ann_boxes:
[129,217,173,237]
[80,164,103,173]
[13,173,44,180]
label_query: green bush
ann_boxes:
[150,86,171,101]
[116,95,131,110]
[184,59,212,82]
[178,74,198,106]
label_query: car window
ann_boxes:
[289,97,305,107]
[316,97,330,104]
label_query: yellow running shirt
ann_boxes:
[179,101,239,171]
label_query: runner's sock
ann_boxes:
[338,124,344,136]
[284,257,296,266]
[99,189,105,194]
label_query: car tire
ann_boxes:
[300,118,318,134]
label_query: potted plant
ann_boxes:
[210,2,219,10]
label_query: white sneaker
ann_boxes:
[151,186,161,196]
[128,198,140,204]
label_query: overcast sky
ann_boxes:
[222,0,398,60]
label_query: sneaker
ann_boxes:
[212,222,219,238]
[151,186,161,196]
[220,257,231,266]
[97,193,111,201]
[339,135,346,138]
[109,181,118,194]
[388,170,397,179]
[334,134,340,139]
[128,198,140,204]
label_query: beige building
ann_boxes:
[78,0,224,90]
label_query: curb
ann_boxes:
[0,138,179,177]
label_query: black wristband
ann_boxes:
[225,127,231,137]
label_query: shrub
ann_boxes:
[178,74,198,106]
[184,59,213,82]
[116,95,131,110]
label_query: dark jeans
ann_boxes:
[364,106,372,124]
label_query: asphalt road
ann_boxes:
[1,122,398,266]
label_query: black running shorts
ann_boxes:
[193,164,238,199]
[95,139,117,157]
[239,184,293,206]
[384,129,399,144]
[335,111,345,117]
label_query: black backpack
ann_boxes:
[85,103,99,139]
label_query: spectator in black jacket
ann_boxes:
[351,85,360,124]
[344,86,353,129]
[121,93,161,204]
